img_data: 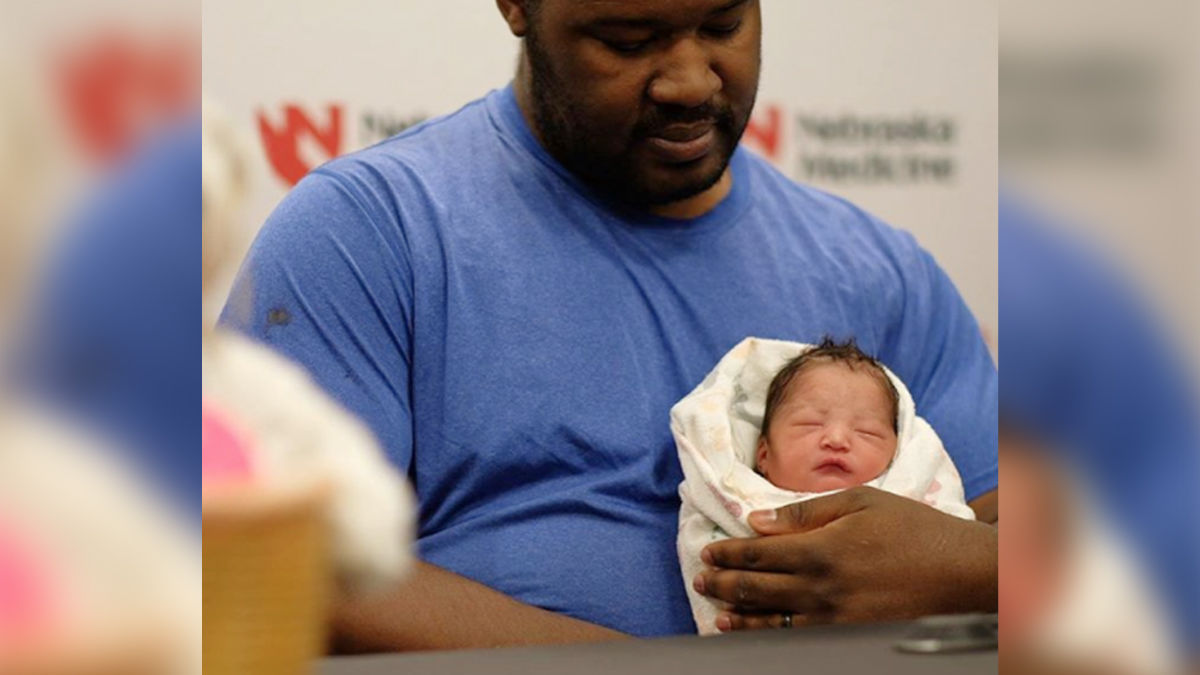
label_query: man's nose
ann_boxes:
[647,38,721,109]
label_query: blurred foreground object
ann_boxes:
[1000,432,1179,674]
[0,67,56,327]
[14,119,200,516]
[998,200,1199,673]
[201,445,331,675]
[0,53,198,675]
[0,4,203,673]
[0,405,200,675]
[202,99,415,674]
[1000,1,1199,670]
[3,0,202,517]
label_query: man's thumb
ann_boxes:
[748,488,874,535]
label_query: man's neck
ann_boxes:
[513,67,732,221]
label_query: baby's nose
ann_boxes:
[821,427,851,451]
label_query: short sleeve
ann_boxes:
[218,169,416,472]
[881,239,998,502]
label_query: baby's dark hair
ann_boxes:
[760,337,900,436]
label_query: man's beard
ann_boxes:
[524,29,748,208]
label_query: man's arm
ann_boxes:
[685,232,1000,631]
[692,487,997,631]
[969,488,998,525]
[332,561,628,652]
[682,219,996,631]
[222,173,627,650]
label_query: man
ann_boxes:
[222,0,997,649]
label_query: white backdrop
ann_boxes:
[203,0,997,336]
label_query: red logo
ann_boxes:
[55,30,198,165]
[257,104,344,187]
[743,103,784,163]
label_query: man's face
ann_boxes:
[756,363,898,493]
[523,0,761,207]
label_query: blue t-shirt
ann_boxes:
[221,85,997,636]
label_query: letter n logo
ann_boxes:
[55,31,197,165]
[743,104,784,163]
[257,104,343,187]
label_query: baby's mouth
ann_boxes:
[814,459,852,474]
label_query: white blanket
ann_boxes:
[672,337,975,634]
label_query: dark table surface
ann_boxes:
[318,620,997,675]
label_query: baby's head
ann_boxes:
[756,338,900,493]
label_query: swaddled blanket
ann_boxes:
[673,337,975,634]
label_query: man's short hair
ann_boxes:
[760,336,900,436]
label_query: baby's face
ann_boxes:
[757,362,898,493]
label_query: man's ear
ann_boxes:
[755,436,770,477]
[496,0,532,38]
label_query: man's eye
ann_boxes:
[703,20,742,37]
[603,39,651,54]
[594,32,654,54]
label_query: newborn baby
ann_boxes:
[672,336,975,634]
[755,338,898,492]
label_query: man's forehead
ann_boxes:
[550,0,750,25]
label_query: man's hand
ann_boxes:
[693,486,997,632]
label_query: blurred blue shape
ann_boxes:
[1000,193,1200,649]
[13,118,200,520]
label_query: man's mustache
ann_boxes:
[634,102,735,138]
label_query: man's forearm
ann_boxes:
[331,561,629,652]
[948,517,999,614]
[968,489,998,525]
[958,489,999,614]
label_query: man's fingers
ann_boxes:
[717,611,815,632]
[747,486,878,535]
[702,532,833,576]
[696,569,790,611]
[695,569,833,614]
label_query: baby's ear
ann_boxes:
[755,436,769,475]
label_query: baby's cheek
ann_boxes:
[882,440,899,466]
[864,446,895,480]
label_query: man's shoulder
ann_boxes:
[739,150,924,260]
[310,91,504,195]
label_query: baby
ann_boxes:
[755,337,899,492]
[673,336,975,635]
